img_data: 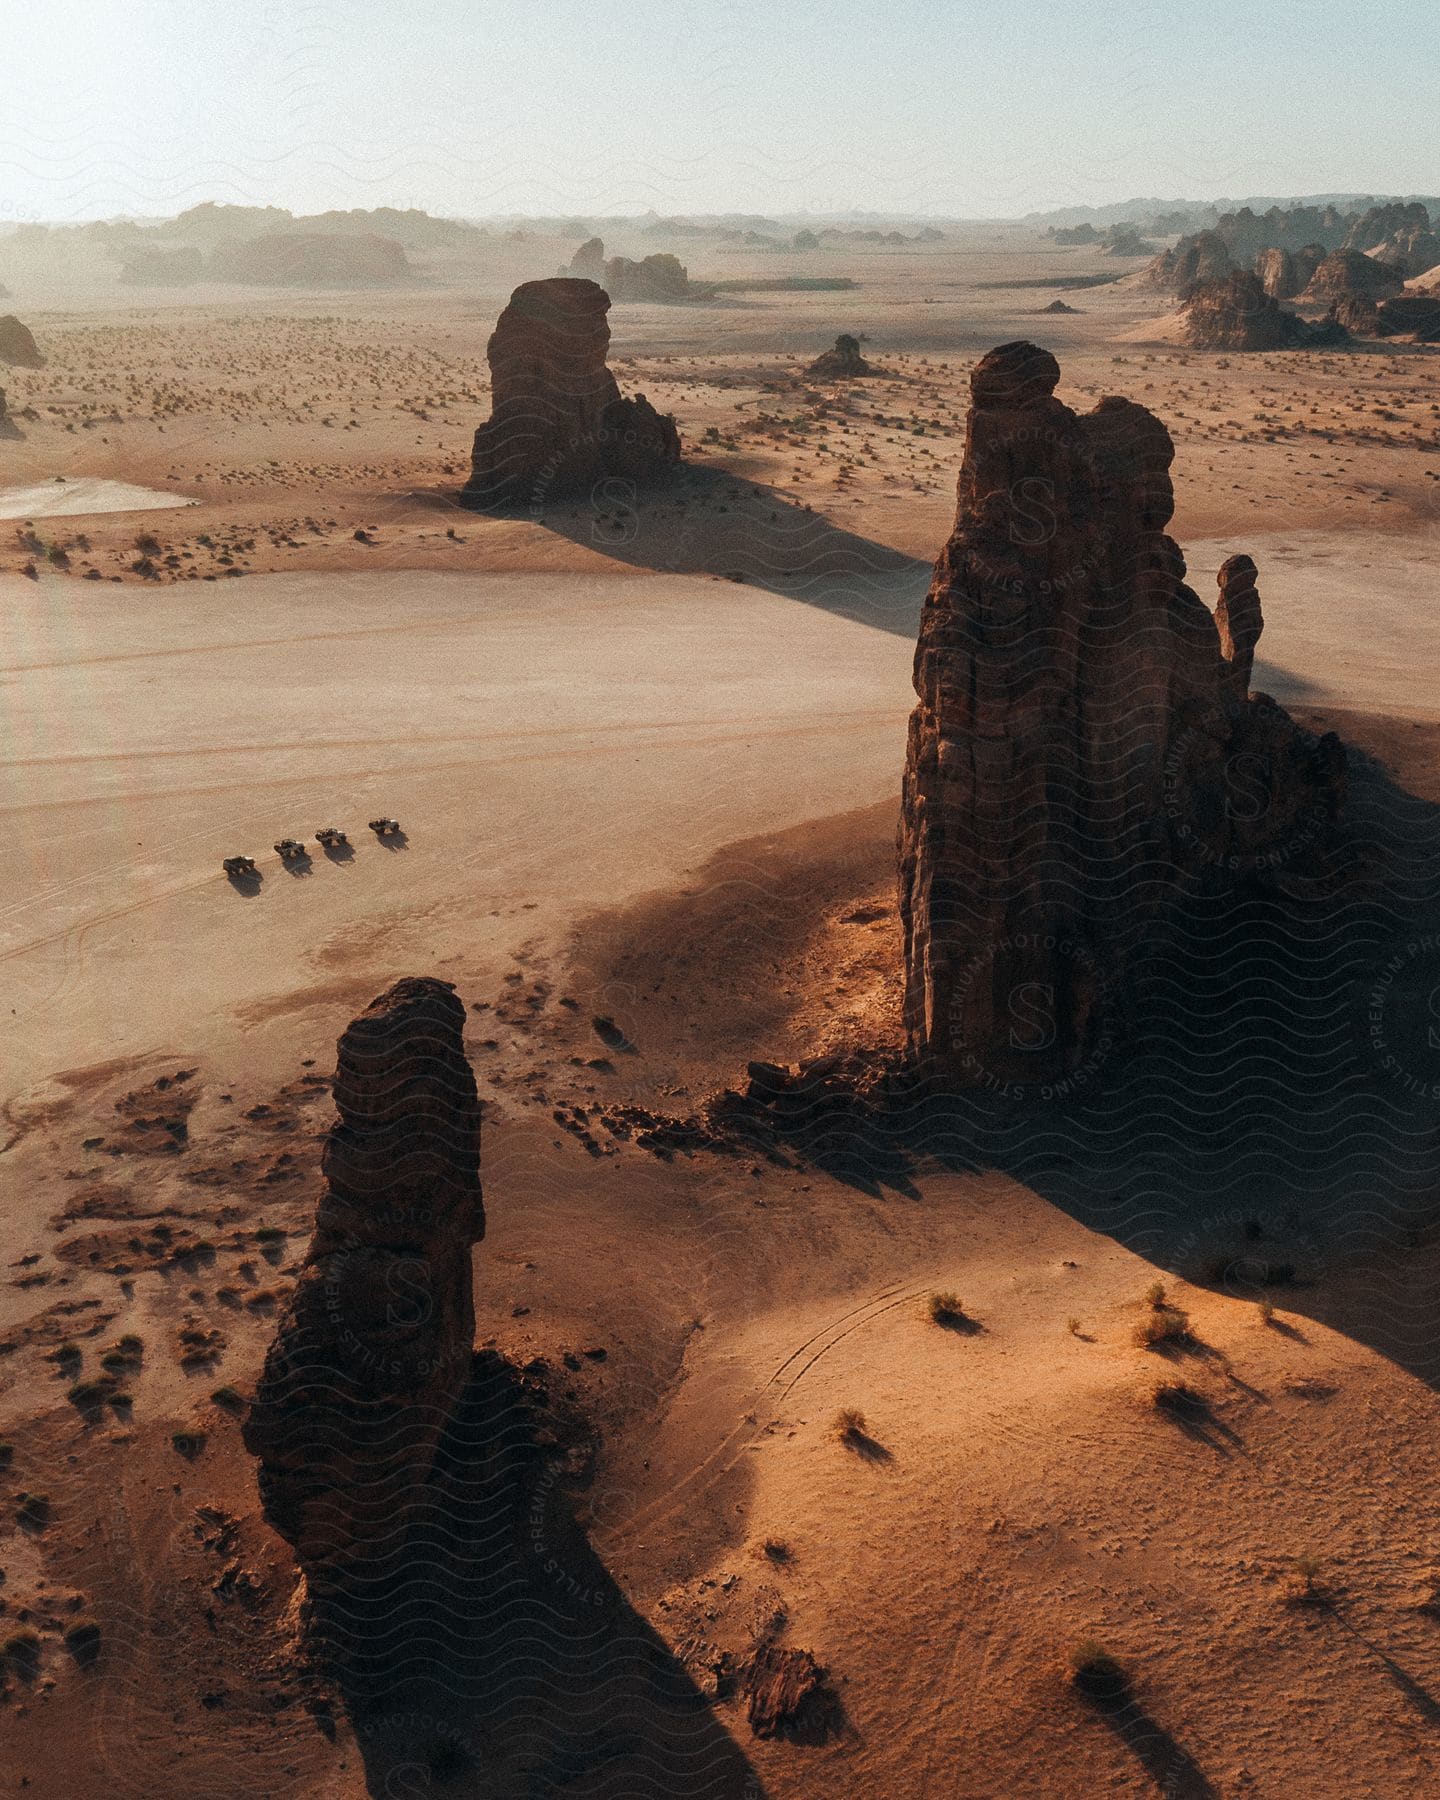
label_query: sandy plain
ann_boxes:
[1,226,1439,1797]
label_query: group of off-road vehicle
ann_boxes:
[223,819,401,878]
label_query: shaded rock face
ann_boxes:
[461,278,680,508]
[1253,244,1325,301]
[1343,202,1440,277]
[242,977,485,1598]
[1253,247,1297,298]
[806,333,875,378]
[1182,271,1344,351]
[1305,249,1405,302]
[896,341,1344,1088]
[0,314,43,367]
[1372,294,1440,343]
[1144,230,1233,289]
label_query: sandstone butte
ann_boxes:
[242,977,485,1608]
[460,276,680,507]
[896,341,1345,1089]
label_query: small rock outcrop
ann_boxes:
[1182,271,1345,351]
[1103,228,1155,258]
[806,333,875,378]
[0,315,43,367]
[243,978,485,1600]
[896,342,1344,1087]
[461,278,680,507]
[1214,553,1262,699]
[604,251,695,302]
[1305,249,1405,303]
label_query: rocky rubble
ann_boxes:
[242,977,485,1601]
[461,277,681,506]
[895,341,1345,1088]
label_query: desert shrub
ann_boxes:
[831,1408,866,1443]
[1,1630,40,1675]
[210,1385,246,1412]
[927,1291,964,1325]
[1291,1552,1324,1595]
[66,1379,112,1409]
[63,1620,102,1667]
[1134,1306,1191,1349]
[1152,1379,1207,1419]
[1143,1280,1167,1309]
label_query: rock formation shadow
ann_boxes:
[326,1351,767,1799]
[450,465,929,639]
[1101,1696,1219,1799]
[745,727,1440,1392]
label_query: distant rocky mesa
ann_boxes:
[896,341,1344,1088]
[1182,270,1348,351]
[0,314,43,367]
[242,978,485,1603]
[461,277,681,508]
[1143,201,1438,295]
[1341,201,1440,278]
[560,236,709,302]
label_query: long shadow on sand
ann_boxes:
[455,466,930,639]
[1101,1696,1219,1799]
[754,718,1440,1393]
[321,1353,766,1799]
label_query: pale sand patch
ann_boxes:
[0,476,200,520]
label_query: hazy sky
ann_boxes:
[3,0,1436,222]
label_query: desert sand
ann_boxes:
[2,223,1440,1797]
